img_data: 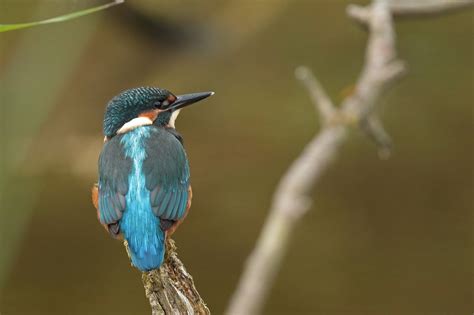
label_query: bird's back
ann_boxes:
[97,125,190,271]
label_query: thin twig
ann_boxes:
[295,66,335,122]
[360,115,392,159]
[225,1,473,314]
[348,0,474,24]
[389,0,474,16]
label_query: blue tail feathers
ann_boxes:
[119,127,166,271]
[126,227,165,271]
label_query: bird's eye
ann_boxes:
[159,95,177,109]
[153,95,176,110]
[167,95,177,104]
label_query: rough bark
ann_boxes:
[125,239,210,315]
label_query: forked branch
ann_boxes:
[225,1,473,314]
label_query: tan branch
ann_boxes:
[295,66,335,122]
[225,1,471,314]
[348,0,474,24]
[125,239,210,315]
[360,115,392,159]
[387,0,474,17]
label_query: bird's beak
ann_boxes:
[168,91,214,111]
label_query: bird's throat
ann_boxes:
[116,109,180,136]
[117,117,153,135]
[168,109,181,129]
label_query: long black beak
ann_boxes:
[168,91,214,111]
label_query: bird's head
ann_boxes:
[103,87,214,139]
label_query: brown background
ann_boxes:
[0,0,472,314]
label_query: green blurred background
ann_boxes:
[0,1,472,314]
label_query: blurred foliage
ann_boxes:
[0,0,472,314]
[0,1,122,33]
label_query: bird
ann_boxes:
[91,86,214,271]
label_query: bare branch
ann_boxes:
[388,0,474,17]
[360,115,392,159]
[226,126,347,315]
[295,66,335,122]
[226,1,472,314]
[347,4,371,25]
[343,1,407,120]
[125,239,210,315]
[348,0,474,24]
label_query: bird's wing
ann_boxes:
[97,136,132,225]
[143,128,190,222]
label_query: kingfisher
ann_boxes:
[91,87,214,271]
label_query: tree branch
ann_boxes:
[295,66,336,123]
[125,239,210,315]
[348,0,474,24]
[225,1,473,314]
[360,115,392,159]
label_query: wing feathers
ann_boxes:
[164,191,178,219]
[171,190,181,220]
[97,127,190,230]
[177,190,188,218]
[144,128,190,222]
[159,191,173,219]
[97,136,131,225]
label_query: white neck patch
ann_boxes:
[168,109,181,128]
[117,116,153,135]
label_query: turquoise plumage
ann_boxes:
[98,126,190,270]
[93,86,213,272]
